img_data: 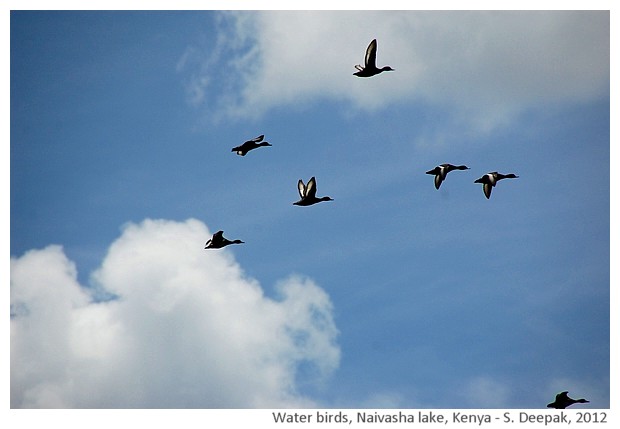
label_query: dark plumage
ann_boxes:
[204,230,244,249]
[232,135,272,156]
[547,391,590,409]
[293,177,333,206]
[353,39,394,77]
[426,163,470,190]
[474,171,519,199]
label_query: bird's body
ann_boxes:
[232,135,271,156]
[204,230,244,249]
[293,177,333,206]
[474,171,518,199]
[426,163,470,189]
[354,39,394,77]
[547,391,589,409]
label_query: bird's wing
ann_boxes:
[213,230,224,240]
[298,179,306,198]
[435,174,444,190]
[483,183,492,199]
[251,135,264,143]
[365,39,378,68]
[557,392,570,401]
[306,177,317,198]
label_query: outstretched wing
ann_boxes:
[365,39,378,68]
[483,183,492,199]
[297,179,307,198]
[206,231,223,248]
[306,177,317,199]
[434,174,444,190]
[557,392,570,401]
[249,135,264,143]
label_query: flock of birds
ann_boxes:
[426,163,519,199]
[203,39,590,409]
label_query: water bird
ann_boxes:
[232,135,272,156]
[474,171,518,199]
[426,163,470,189]
[204,230,244,249]
[547,391,589,409]
[293,177,333,206]
[353,39,394,77]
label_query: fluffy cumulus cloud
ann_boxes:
[177,11,609,129]
[10,218,340,408]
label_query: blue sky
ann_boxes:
[9,9,611,409]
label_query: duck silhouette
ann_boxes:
[474,171,518,199]
[232,135,272,156]
[293,177,333,206]
[426,163,470,189]
[547,391,589,409]
[204,230,244,249]
[354,39,394,77]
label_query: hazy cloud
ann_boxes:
[460,376,512,408]
[11,218,340,408]
[177,11,609,130]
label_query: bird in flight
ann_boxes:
[232,135,272,156]
[474,171,518,199]
[426,163,470,190]
[546,391,590,409]
[354,39,394,77]
[204,230,244,249]
[293,176,333,206]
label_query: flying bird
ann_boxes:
[426,163,470,189]
[353,39,394,77]
[474,171,518,199]
[232,135,272,156]
[293,176,333,206]
[204,230,244,249]
[547,391,590,409]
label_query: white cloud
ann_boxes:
[356,391,412,409]
[10,218,340,408]
[178,11,609,130]
[460,376,512,408]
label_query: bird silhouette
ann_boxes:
[354,39,394,77]
[232,135,272,156]
[293,177,333,206]
[204,230,244,249]
[474,171,518,199]
[547,391,589,409]
[426,163,470,189]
